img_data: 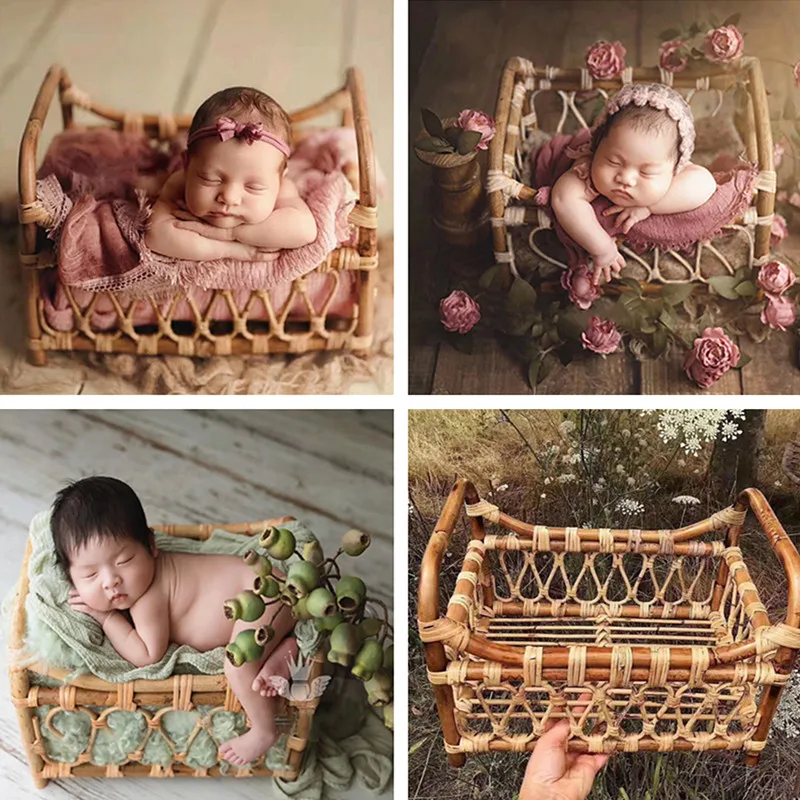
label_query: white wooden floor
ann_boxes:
[0,410,394,799]
[0,0,394,236]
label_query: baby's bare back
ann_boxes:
[158,552,254,651]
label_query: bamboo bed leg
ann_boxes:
[711,517,744,612]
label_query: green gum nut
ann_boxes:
[383,702,394,730]
[351,639,383,680]
[260,527,296,561]
[255,625,275,647]
[243,550,272,577]
[223,590,265,622]
[226,628,264,667]
[307,587,337,618]
[342,529,371,557]
[383,644,393,670]
[327,622,360,666]
[253,575,281,598]
[364,670,393,706]
[294,596,312,620]
[358,617,383,640]
[302,540,325,566]
[280,589,299,607]
[285,561,319,598]
[315,611,344,632]
[336,576,367,612]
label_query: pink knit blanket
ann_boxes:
[36,128,360,296]
[529,127,759,267]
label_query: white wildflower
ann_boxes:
[559,420,576,435]
[616,498,645,515]
[775,481,782,488]
[621,429,631,438]
[544,477,552,486]
[643,410,744,456]
[557,473,577,484]
[593,483,604,492]
[677,458,686,468]
[626,477,636,487]
[616,464,626,475]
[540,493,547,499]
[672,495,701,506]
[497,484,509,492]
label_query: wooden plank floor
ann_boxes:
[0,0,393,233]
[0,410,393,799]
[409,0,800,394]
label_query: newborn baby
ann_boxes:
[52,476,298,767]
[551,83,717,285]
[145,86,317,261]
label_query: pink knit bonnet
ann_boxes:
[592,83,696,172]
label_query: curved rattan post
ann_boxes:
[419,479,468,767]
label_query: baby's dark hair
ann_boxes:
[51,476,153,578]
[592,105,681,171]
[187,86,292,162]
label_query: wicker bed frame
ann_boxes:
[419,480,800,766]
[487,57,775,288]
[9,516,324,788]
[18,64,378,366]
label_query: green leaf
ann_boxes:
[479,264,504,291]
[507,277,538,316]
[527,355,544,388]
[709,13,720,28]
[660,283,694,306]
[457,129,483,154]
[618,277,643,296]
[449,332,474,354]
[652,325,669,357]
[688,22,700,36]
[557,346,575,367]
[415,136,452,153]
[444,126,461,148]
[734,350,752,369]
[723,12,741,27]
[690,47,705,58]
[538,352,557,384]
[734,265,751,282]
[531,323,545,338]
[409,737,428,756]
[659,305,679,332]
[659,28,682,41]
[557,308,589,343]
[421,108,443,138]
[735,280,757,297]
[708,275,742,300]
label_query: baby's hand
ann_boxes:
[603,205,652,235]
[68,590,111,625]
[174,219,235,241]
[590,242,626,286]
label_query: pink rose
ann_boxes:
[771,214,789,246]
[456,109,495,151]
[585,40,627,80]
[790,192,800,209]
[774,141,786,169]
[561,264,601,310]
[683,327,740,388]
[761,295,796,331]
[440,290,480,334]
[794,60,800,88]
[704,25,744,62]
[581,316,622,355]
[757,259,796,295]
[778,190,788,203]
[658,40,688,73]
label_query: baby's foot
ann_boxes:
[219,726,277,766]
[252,638,300,698]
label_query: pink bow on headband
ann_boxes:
[187,116,292,158]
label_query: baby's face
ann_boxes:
[591,121,676,208]
[184,137,284,228]
[68,536,156,612]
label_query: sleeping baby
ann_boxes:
[550,83,717,285]
[145,86,317,262]
[52,476,298,767]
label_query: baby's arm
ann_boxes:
[648,164,717,215]
[551,169,626,284]
[231,178,317,249]
[144,173,273,261]
[103,587,170,668]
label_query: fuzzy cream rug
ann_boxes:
[0,226,392,395]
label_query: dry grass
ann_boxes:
[409,409,800,800]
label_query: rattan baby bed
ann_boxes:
[9,515,324,789]
[418,480,800,767]
[18,64,378,366]
[487,57,775,289]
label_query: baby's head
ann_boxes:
[589,83,695,208]
[184,87,292,228]
[52,476,157,612]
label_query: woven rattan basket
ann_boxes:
[18,64,378,366]
[9,515,324,788]
[419,480,800,766]
[487,57,775,288]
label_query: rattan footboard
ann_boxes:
[9,515,324,789]
[18,64,378,365]
[419,480,800,767]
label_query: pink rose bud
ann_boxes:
[704,25,744,62]
[439,290,481,334]
[761,295,796,331]
[585,40,627,80]
[757,259,796,295]
[658,40,688,73]
[774,142,786,170]
[790,192,800,209]
[683,327,740,388]
[777,190,788,203]
[561,264,601,310]
[794,60,800,88]
[456,109,496,151]
[771,214,789,247]
[581,316,622,355]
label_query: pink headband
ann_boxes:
[187,116,291,158]
[592,83,696,173]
